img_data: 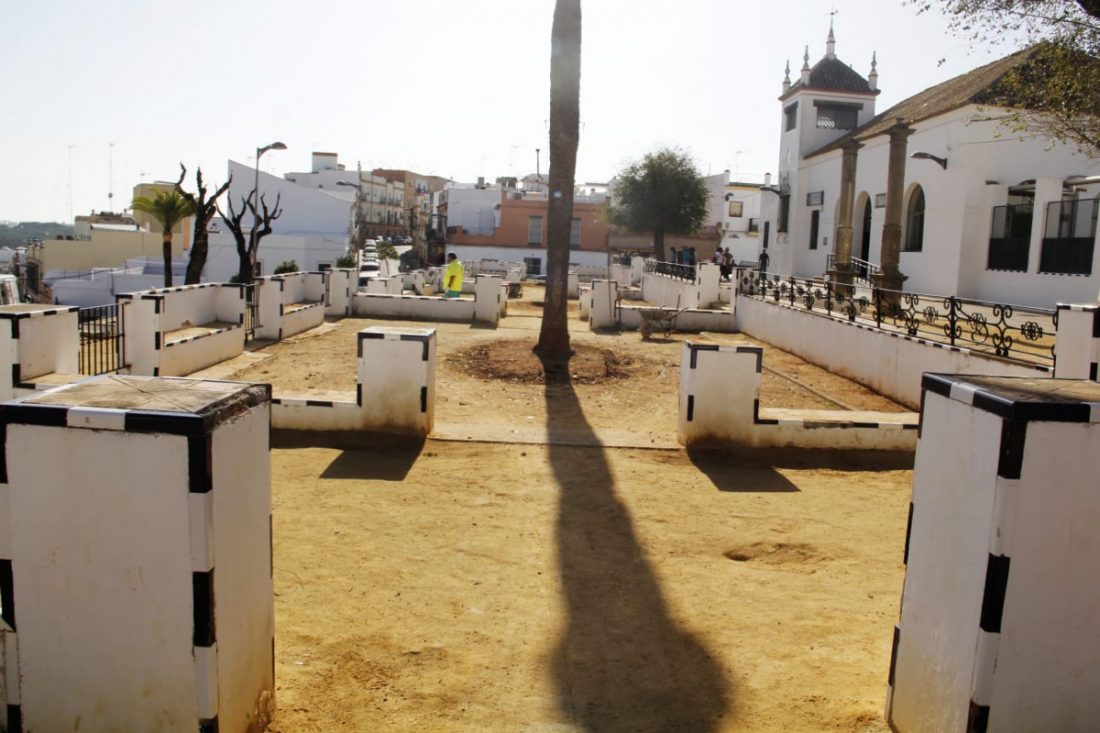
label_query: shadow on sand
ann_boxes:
[539,353,732,732]
[272,429,425,482]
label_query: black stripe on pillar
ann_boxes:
[887,625,900,687]
[979,554,1011,634]
[688,344,719,369]
[10,363,19,386]
[0,559,15,630]
[686,395,695,422]
[154,332,161,351]
[9,319,18,340]
[917,389,927,440]
[420,386,427,413]
[967,701,990,733]
[356,384,362,407]
[903,502,914,565]
[0,421,7,484]
[997,420,1027,480]
[193,570,216,647]
[7,705,22,733]
[1091,363,1098,382]
[1092,309,1100,337]
[199,716,219,733]
[188,435,212,494]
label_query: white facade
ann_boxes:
[226,160,352,237]
[438,186,501,235]
[447,244,608,276]
[760,34,1100,308]
[720,183,765,263]
[204,230,347,282]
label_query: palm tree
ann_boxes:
[132,189,195,287]
[535,0,582,356]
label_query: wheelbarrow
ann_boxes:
[638,306,688,339]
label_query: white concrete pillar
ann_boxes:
[254,277,284,341]
[631,257,645,285]
[888,373,1100,732]
[697,263,721,307]
[118,292,162,375]
[589,279,619,330]
[677,341,760,446]
[474,275,503,325]
[0,376,274,733]
[325,269,355,316]
[567,272,579,299]
[499,282,509,318]
[1029,177,1064,275]
[1053,304,1100,380]
[356,326,435,435]
[578,285,591,320]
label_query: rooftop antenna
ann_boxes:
[107,141,115,213]
[67,144,75,223]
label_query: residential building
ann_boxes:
[442,184,611,274]
[720,181,765,264]
[131,181,195,248]
[759,26,1100,308]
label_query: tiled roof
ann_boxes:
[784,57,876,98]
[806,47,1038,158]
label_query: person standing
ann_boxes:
[443,252,464,298]
[758,249,770,275]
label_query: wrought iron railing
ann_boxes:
[243,284,260,340]
[737,270,1056,367]
[825,254,881,284]
[78,303,126,375]
[644,259,696,281]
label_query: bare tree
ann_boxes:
[219,192,282,284]
[535,0,582,356]
[175,164,231,285]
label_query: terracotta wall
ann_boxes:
[447,191,609,252]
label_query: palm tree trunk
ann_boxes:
[162,232,174,288]
[535,0,582,356]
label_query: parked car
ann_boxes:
[358,259,381,288]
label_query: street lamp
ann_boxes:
[254,141,287,216]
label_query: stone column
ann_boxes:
[873,120,914,296]
[828,139,863,294]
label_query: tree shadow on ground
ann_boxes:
[538,351,732,733]
[688,445,914,475]
[272,429,424,482]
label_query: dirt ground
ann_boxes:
[204,286,913,732]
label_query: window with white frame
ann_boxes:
[570,218,581,248]
[528,216,544,245]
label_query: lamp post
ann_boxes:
[253,141,287,219]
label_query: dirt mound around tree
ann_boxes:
[450,338,635,385]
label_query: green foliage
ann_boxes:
[376,242,399,260]
[607,149,709,237]
[131,189,195,235]
[273,259,300,274]
[0,222,74,248]
[336,254,357,268]
[911,0,1100,153]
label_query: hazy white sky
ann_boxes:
[0,0,1018,223]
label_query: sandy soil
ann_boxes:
[202,286,913,732]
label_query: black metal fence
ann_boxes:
[644,259,696,281]
[243,284,259,340]
[737,270,1056,367]
[78,303,126,376]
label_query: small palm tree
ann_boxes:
[132,189,195,287]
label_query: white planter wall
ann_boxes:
[352,293,476,322]
[0,306,80,399]
[734,295,1048,409]
[0,376,274,732]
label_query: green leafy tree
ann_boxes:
[336,254,357,268]
[175,164,230,285]
[273,260,299,274]
[535,0,582,356]
[607,149,708,262]
[376,241,399,260]
[911,0,1100,153]
[131,189,195,287]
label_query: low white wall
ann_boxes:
[642,272,700,309]
[0,377,274,732]
[567,272,579,299]
[677,341,917,450]
[617,305,736,333]
[734,295,1049,409]
[1053,304,1100,380]
[0,307,80,399]
[255,274,325,341]
[589,280,619,330]
[364,277,403,295]
[352,293,476,322]
[609,263,632,287]
[120,284,246,377]
[578,285,591,320]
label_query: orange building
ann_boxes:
[443,189,610,274]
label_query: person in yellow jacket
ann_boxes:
[443,252,464,298]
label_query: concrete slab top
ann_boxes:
[924,373,1100,422]
[0,304,71,315]
[20,375,268,414]
[359,326,436,338]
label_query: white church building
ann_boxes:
[758,28,1100,309]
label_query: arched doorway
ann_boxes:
[852,193,872,279]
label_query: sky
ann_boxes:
[0,0,1022,223]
